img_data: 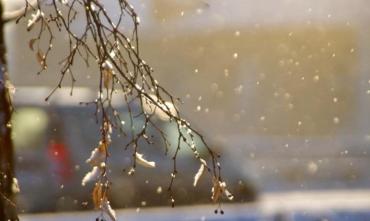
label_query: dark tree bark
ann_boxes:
[0,2,17,220]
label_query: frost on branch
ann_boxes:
[20,0,231,218]
[193,164,205,187]
[11,178,20,194]
[141,93,177,121]
[193,158,207,187]
[86,143,107,166]
[27,10,44,31]
[101,198,117,221]
[82,165,103,186]
[135,152,156,168]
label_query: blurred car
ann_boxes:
[12,87,257,213]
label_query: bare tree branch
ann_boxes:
[17,0,232,220]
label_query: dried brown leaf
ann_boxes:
[36,50,43,64]
[103,68,113,89]
[92,183,104,209]
[99,141,109,154]
[29,38,37,51]
[36,49,47,70]
[211,177,234,202]
[211,177,222,203]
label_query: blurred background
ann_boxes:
[3,0,370,220]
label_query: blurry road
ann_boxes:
[20,190,370,221]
